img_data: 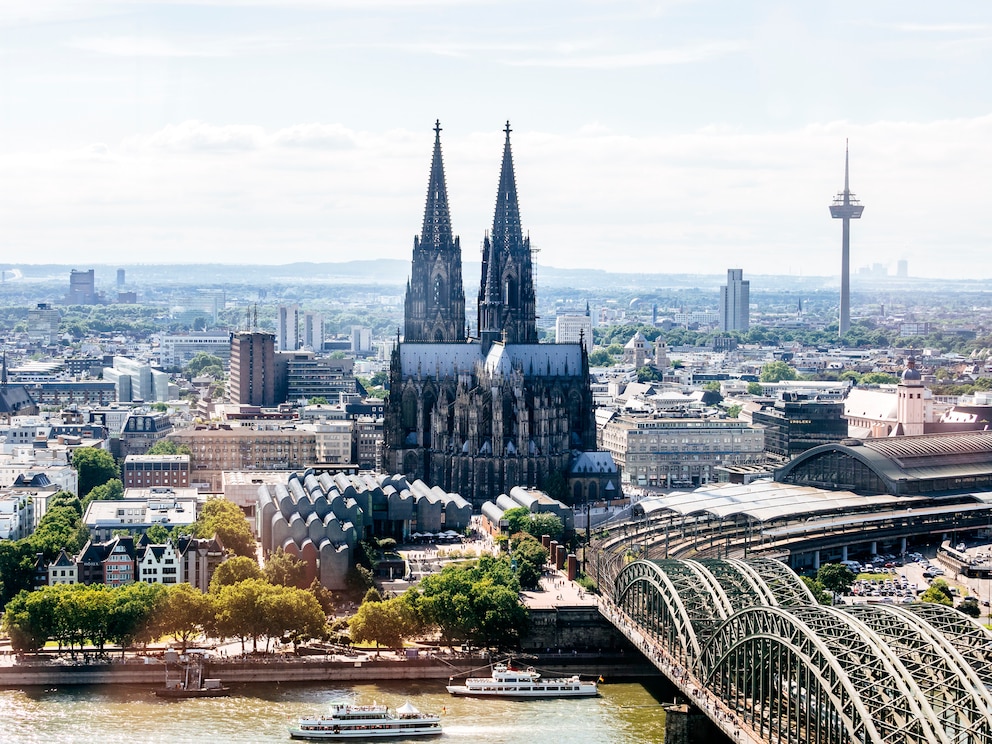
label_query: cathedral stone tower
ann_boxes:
[478,122,538,354]
[403,121,466,343]
[385,121,600,507]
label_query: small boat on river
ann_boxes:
[288,701,442,740]
[155,654,230,699]
[446,662,598,698]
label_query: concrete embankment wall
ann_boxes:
[0,654,657,689]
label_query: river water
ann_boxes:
[0,679,672,744]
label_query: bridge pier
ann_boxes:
[663,703,726,744]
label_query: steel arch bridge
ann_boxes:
[612,558,992,744]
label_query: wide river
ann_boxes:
[0,679,673,744]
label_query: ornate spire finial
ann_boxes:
[434,119,442,139]
[504,120,511,139]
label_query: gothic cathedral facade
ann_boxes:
[384,122,596,507]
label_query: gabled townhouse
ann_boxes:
[102,535,137,587]
[175,535,226,592]
[136,539,180,585]
[47,548,77,585]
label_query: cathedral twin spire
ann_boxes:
[404,120,466,343]
[403,120,537,351]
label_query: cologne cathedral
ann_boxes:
[384,122,597,507]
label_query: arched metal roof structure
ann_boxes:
[775,430,992,496]
[613,558,992,744]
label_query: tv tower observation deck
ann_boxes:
[829,141,865,338]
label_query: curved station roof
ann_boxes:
[633,430,992,523]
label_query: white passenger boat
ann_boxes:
[446,662,599,698]
[288,701,442,740]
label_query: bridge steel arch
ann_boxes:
[845,604,992,743]
[701,605,951,744]
[903,602,992,687]
[614,559,715,667]
[611,559,992,744]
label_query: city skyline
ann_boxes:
[1,2,991,279]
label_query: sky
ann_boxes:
[0,1,990,280]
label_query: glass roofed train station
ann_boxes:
[627,430,992,574]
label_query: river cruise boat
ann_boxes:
[288,701,442,740]
[446,662,599,698]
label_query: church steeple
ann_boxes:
[478,121,538,353]
[421,120,454,251]
[404,120,466,343]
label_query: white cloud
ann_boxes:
[509,40,746,68]
[3,116,992,280]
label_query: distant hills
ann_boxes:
[0,259,969,292]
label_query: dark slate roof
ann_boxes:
[0,385,36,414]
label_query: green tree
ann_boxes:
[637,366,664,383]
[817,564,856,595]
[510,534,549,590]
[107,582,164,655]
[920,579,954,606]
[0,541,36,609]
[195,498,255,558]
[702,381,722,393]
[800,576,832,605]
[349,595,417,654]
[502,507,531,537]
[185,352,225,377]
[264,548,308,588]
[81,479,124,511]
[262,585,327,650]
[144,524,171,544]
[146,439,192,456]
[156,583,215,651]
[725,403,743,418]
[860,372,899,385]
[588,349,614,367]
[958,597,981,618]
[215,578,275,653]
[746,381,763,395]
[759,361,799,383]
[308,577,337,615]
[307,396,329,405]
[210,555,264,592]
[527,513,564,543]
[412,554,527,650]
[72,448,120,499]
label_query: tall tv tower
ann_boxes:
[829,140,864,337]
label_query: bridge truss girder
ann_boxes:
[611,559,992,744]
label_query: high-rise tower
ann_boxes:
[719,268,750,332]
[403,121,466,343]
[829,140,865,337]
[478,121,538,353]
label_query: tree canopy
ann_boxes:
[759,361,799,383]
[195,498,255,558]
[72,447,119,499]
[146,439,192,456]
[411,554,528,650]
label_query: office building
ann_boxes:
[555,305,594,353]
[228,331,278,406]
[277,305,301,352]
[67,269,98,305]
[302,312,324,351]
[123,454,191,489]
[159,332,232,370]
[719,269,750,332]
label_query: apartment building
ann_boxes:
[600,415,765,488]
